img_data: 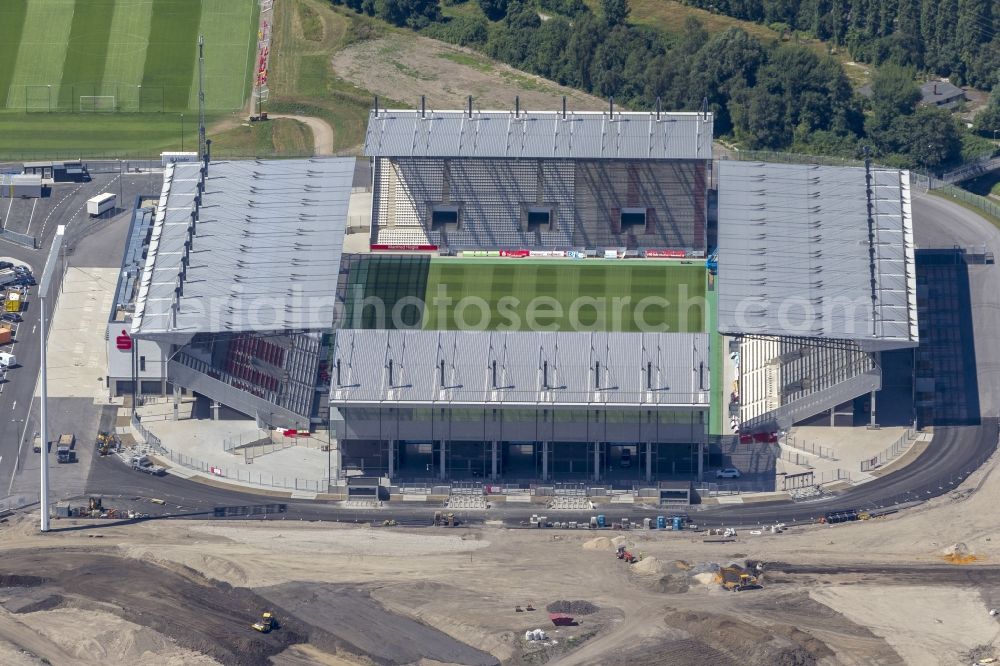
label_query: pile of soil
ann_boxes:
[943,543,978,564]
[583,537,612,551]
[546,600,598,615]
[693,573,718,586]
[0,550,306,666]
[632,557,663,576]
[651,575,690,595]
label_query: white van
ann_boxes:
[0,352,16,368]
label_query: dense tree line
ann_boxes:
[681,0,1000,91]
[331,0,968,169]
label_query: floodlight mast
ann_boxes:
[198,35,206,160]
[38,225,66,533]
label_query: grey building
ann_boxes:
[364,108,713,253]
[126,156,355,429]
[716,161,919,432]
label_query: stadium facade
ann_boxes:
[110,103,918,487]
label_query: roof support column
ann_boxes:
[388,439,395,479]
[645,442,652,483]
[593,442,601,482]
[541,441,549,482]
[491,440,498,481]
[697,441,703,481]
[439,440,447,480]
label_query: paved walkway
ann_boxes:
[137,400,332,490]
[776,425,914,487]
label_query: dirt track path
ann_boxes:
[266,114,335,156]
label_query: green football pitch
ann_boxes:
[0,0,258,113]
[345,257,707,333]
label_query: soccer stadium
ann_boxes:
[114,102,918,497]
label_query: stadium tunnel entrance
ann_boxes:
[339,439,703,483]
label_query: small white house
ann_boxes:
[86,192,116,217]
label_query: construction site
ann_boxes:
[0,443,997,666]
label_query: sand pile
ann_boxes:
[943,542,978,564]
[546,600,598,615]
[611,536,629,548]
[632,557,663,575]
[693,572,718,586]
[583,537,613,551]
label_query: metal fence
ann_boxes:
[0,229,36,249]
[131,412,329,492]
[860,428,916,472]
[933,185,1000,221]
[154,448,329,493]
[0,493,38,513]
[781,434,837,460]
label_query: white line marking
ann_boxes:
[10,401,14,411]
[3,198,12,229]
[24,198,39,235]
[10,409,32,495]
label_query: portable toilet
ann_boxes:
[656,516,666,529]
[596,514,606,528]
[672,516,683,531]
[643,517,652,529]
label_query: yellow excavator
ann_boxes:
[251,611,278,633]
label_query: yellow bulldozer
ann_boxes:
[251,611,278,633]
[718,564,762,592]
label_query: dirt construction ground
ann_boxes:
[6,448,1000,665]
[331,34,608,112]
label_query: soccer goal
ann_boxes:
[260,0,274,10]
[79,95,116,113]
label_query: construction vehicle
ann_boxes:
[718,564,762,592]
[131,455,166,476]
[616,544,638,564]
[56,434,76,463]
[95,431,119,456]
[251,611,278,633]
[433,511,458,527]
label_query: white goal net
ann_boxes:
[79,95,116,113]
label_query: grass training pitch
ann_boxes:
[345,257,707,333]
[0,0,258,112]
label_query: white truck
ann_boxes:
[131,455,166,476]
[86,192,116,217]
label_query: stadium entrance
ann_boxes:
[339,439,704,483]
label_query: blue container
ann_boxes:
[656,516,666,529]
[597,514,606,528]
[672,516,683,531]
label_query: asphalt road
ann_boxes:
[4,173,997,533]
[0,166,161,501]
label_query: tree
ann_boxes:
[601,0,629,26]
[689,28,766,134]
[896,107,961,169]
[374,0,441,28]
[867,63,920,135]
[478,0,508,21]
[973,87,1000,138]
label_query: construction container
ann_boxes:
[0,329,11,345]
[86,192,116,217]
[656,515,666,529]
[5,292,20,312]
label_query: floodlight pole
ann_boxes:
[180,114,185,152]
[38,226,66,533]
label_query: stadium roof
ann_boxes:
[131,158,354,339]
[716,161,918,347]
[328,330,709,408]
[364,109,713,160]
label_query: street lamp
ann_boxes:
[993,129,998,142]
[38,225,66,533]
